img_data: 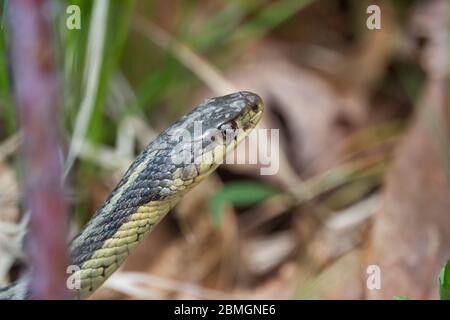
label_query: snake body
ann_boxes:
[0,91,263,299]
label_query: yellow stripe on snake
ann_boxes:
[0,91,263,299]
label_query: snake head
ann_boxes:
[166,91,264,186]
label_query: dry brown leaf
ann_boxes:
[366,0,449,299]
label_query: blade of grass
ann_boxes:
[439,260,450,300]
[228,0,315,45]
[133,15,236,96]
[135,54,181,113]
[208,181,279,226]
[188,1,261,51]
[63,0,91,114]
[0,3,15,135]
[64,0,109,176]
[86,0,133,145]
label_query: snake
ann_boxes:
[0,91,263,299]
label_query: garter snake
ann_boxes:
[0,91,263,299]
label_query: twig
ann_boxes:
[104,271,230,299]
[325,193,380,230]
[8,0,69,298]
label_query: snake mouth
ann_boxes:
[243,112,262,132]
[241,94,264,132]
[246,106,263,130]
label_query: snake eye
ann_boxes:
[220,121,238,142]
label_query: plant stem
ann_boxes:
[8,0,69,299]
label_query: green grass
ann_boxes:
[439,260,450,300]
[0,1,15,136]
[208,181,279,226]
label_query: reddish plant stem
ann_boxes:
[8,0,69,299]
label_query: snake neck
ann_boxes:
[69,194,181,299]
